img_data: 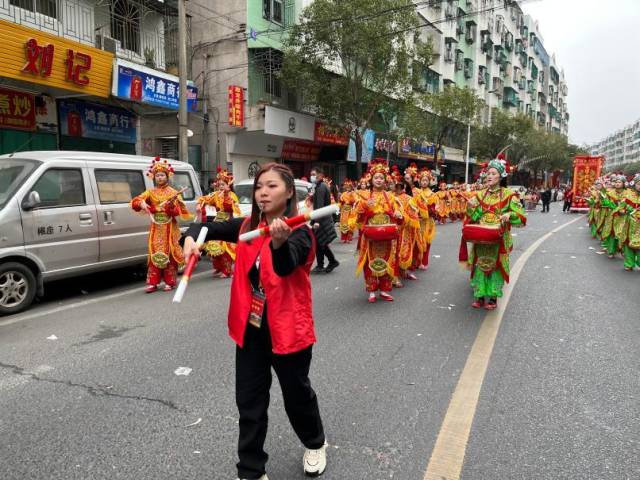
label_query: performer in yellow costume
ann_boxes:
[615,173,640,271]
[392,166,420,286]
[350,160,403,303]
[339,179,357,243]
[435,181,450,224]
[599,174,626,258]
[412,168,437,270]
[131,156,192,293]
[196,168,241,278]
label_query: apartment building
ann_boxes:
[591,119,640,168]
[0,0,198,156]
[415,0,569,135]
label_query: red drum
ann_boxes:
[362,224,399,241]
[462,223,503,244]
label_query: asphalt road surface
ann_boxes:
[1,202,638,480]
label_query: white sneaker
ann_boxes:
[237,475,268,480]
[303,441,328,476]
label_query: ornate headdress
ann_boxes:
[404,163,418,180]
[610,173,627,185]
[216,167,234,185]
[358,173,372,187]
[368,158,390,176]
[418,167,433,182]
[630,173,640,186]
[391,165,404,185]
[487,157,509,178]
[147,156,175,178]
[342,178,354,188]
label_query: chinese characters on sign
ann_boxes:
[58,99,136,144]
[313,122,349,146]
[112,60,198,112]
[281,140,321,162]
[228,85,244,128]
[0,87,36,132]
[22,38,93,86]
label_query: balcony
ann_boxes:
[3,0,182,73]
[537,112,546,126]
[503,87,518,107]
[463,58,473,80]
[455,51,464,72]
[465,22,477,44]
[248,48,297,110]
[478,66,486,85]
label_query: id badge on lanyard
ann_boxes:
[248,255,265,328]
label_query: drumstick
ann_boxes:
[172,227,209,303]
[238,204,339,242]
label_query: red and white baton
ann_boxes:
[172,227,209,303]
[238,204,339,242]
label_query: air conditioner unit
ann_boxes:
[95,34,119,54]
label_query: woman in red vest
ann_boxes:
[183,163,327,480]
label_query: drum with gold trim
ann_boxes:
[362,224,399,241]
[462,223,503,244]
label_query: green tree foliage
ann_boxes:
[400,85,485,170]
[282,0,431,177]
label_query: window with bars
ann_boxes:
[263,0,290,26]
[10,0,57,19]
[111,0,141,54]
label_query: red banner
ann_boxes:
[571,155,603,210]
[0,86,36,132]
[228,85,244,128]
[281,140,321,162]
[314,122,349,146]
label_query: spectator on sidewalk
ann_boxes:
[310,167,339,273]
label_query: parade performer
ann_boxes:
[130,156,192,293]
[412,168,437,270]
[392,166,420,285]
[196,168,241,278]
[461,159,526,310]
[615,174,640,271]
[435,181,450,224]
[587,181,602,238]
[449,182,462,221]
[599,174,626,258]
[349,160,403,303]
[182,163,328,479]
[339,179,357,243]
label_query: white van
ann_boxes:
[0,151,201,315]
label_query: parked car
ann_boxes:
[234,178,312,218]
[0,151,201,315]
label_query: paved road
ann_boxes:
[1,202,638,480]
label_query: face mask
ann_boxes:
[310,175,317,183]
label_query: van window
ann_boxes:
[171,172,195,200]
[0,158,41,210]
[95,169,145,204]
[31,168,85,208]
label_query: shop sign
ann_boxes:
[228,85,244,127]
[0,87,36,132]
[281,140,321,162]
[314,122,349,146]
[264,106,315,140]
[0,19,113,98]
[58,99,137,144]
[112,59,198,112]
[347,129,375,163]
[398,138,435,161]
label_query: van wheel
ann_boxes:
[0,262,37,316]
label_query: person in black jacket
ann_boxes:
[310,167,339,273]
[541,187,552,213]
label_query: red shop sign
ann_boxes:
[0,86,36,132]
[281,140,321,162]
[228,85,244,128]
[314,121,349,146]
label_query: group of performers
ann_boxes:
[131,155,527,309]
[130,157,241,292]
[586,172,640,271]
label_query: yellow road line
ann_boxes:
[423,215,584,480]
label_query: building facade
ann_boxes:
[0,0,197,159]
[591,119,640,168]
[415,0,569,135]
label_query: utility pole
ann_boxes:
[202,53,209,182]
[178,0,188,163]
[464,121,471,185]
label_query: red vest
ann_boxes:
[227,221,316,354]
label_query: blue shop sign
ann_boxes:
[58,99,137,144]
[112,60,198,112]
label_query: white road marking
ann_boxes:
[0,271,213,328]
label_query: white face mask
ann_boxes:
[310,175,317,183]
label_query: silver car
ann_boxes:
[0,151,201,315]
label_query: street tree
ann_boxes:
[282,0,431,177]
[401,85,485,174]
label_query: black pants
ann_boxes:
[542,201,550,212]
[315,244,336,268]
[236,320,325,479]
[563,200,571,212]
